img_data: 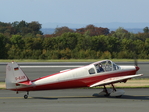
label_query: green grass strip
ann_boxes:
[0,59,149,62]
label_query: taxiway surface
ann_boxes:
[0,62,149,112]
[0,89,149,112]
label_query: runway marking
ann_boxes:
[0,96,93,99]
[0,97,25,99]
[0,95,149,99]
[20,66,81,68]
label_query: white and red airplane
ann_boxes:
[5,60,143,99]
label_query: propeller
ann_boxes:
[134,54,139,71]
[134,55,138,67]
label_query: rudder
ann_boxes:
[5,61,32,90]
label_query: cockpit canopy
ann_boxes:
[93,60,120,73]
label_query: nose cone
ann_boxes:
[135,66,140,71]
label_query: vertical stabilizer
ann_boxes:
[5,62,31,89]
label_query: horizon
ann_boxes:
[41,22,149,29]
[1,0,149,29]
[40,27,144,34]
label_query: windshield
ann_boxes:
[94,60,120,72]
[113,62,120,70]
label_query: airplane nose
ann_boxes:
[135,66,139,71]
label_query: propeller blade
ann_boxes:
[134,55,138,67]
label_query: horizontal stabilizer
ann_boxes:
[18,80,32,86]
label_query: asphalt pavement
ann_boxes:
[0,62,149,112]
[0,88,149,112]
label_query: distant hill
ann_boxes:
[40,28,143,35]
[42,22,149,29]
[41,22,147,34]
[41,28,55,34]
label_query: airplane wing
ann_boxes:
[89,74,143,87]
[60,69,71,72]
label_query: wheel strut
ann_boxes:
[104,85,110,96]
[111,84,116,91]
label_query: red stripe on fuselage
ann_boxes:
[10,69,136,91]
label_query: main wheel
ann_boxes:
[24,94,28,99]
[116,95,122,98]
[104,93,110,97]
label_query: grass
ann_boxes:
[0,59,149,62]
[0,82,6,90]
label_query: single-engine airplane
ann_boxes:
[5,60,143,99]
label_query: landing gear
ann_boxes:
[108,84,125,97]
[24,91,29,99]
[103,85,110,97]
[93,85,112,97]
[95,84,125,97]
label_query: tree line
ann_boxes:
[0,20,149,59]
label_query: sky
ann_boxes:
[1,0,149,28]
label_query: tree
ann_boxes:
[28,21,43,35]
[11,21,19,34]
[112,27,130,39]
[0,21,42,36]
[0,34,8,58]
[42,37,56,50]
[143,27,149,33]
[17,20,28,35]
[76,24,109,36]
[135,33,149,41]
[54,26,74,36]
[60,32,78,50]
[0,22,12,36]
[32,37,43,50]
[107,36,121,53]
[23,36,34,50]
[90,35,109,52]
[10,35,24,49]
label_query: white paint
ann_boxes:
[119,65,135,70]
[90,74,143,87]
[33,65,94,86]
[6,62,30,89]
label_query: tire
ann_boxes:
[24,95,28,99]
[116,95,122,98]
[104,94,110,97]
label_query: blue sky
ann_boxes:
[1,0,149,28]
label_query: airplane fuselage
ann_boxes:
[10,64,137,91]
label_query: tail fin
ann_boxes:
[5,61,32,89]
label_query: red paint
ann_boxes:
[135,66,139,71]
[15,76,26,81]
[18,80,32,85]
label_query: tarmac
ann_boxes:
[0,88,149,112]
[0,62,149,112]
